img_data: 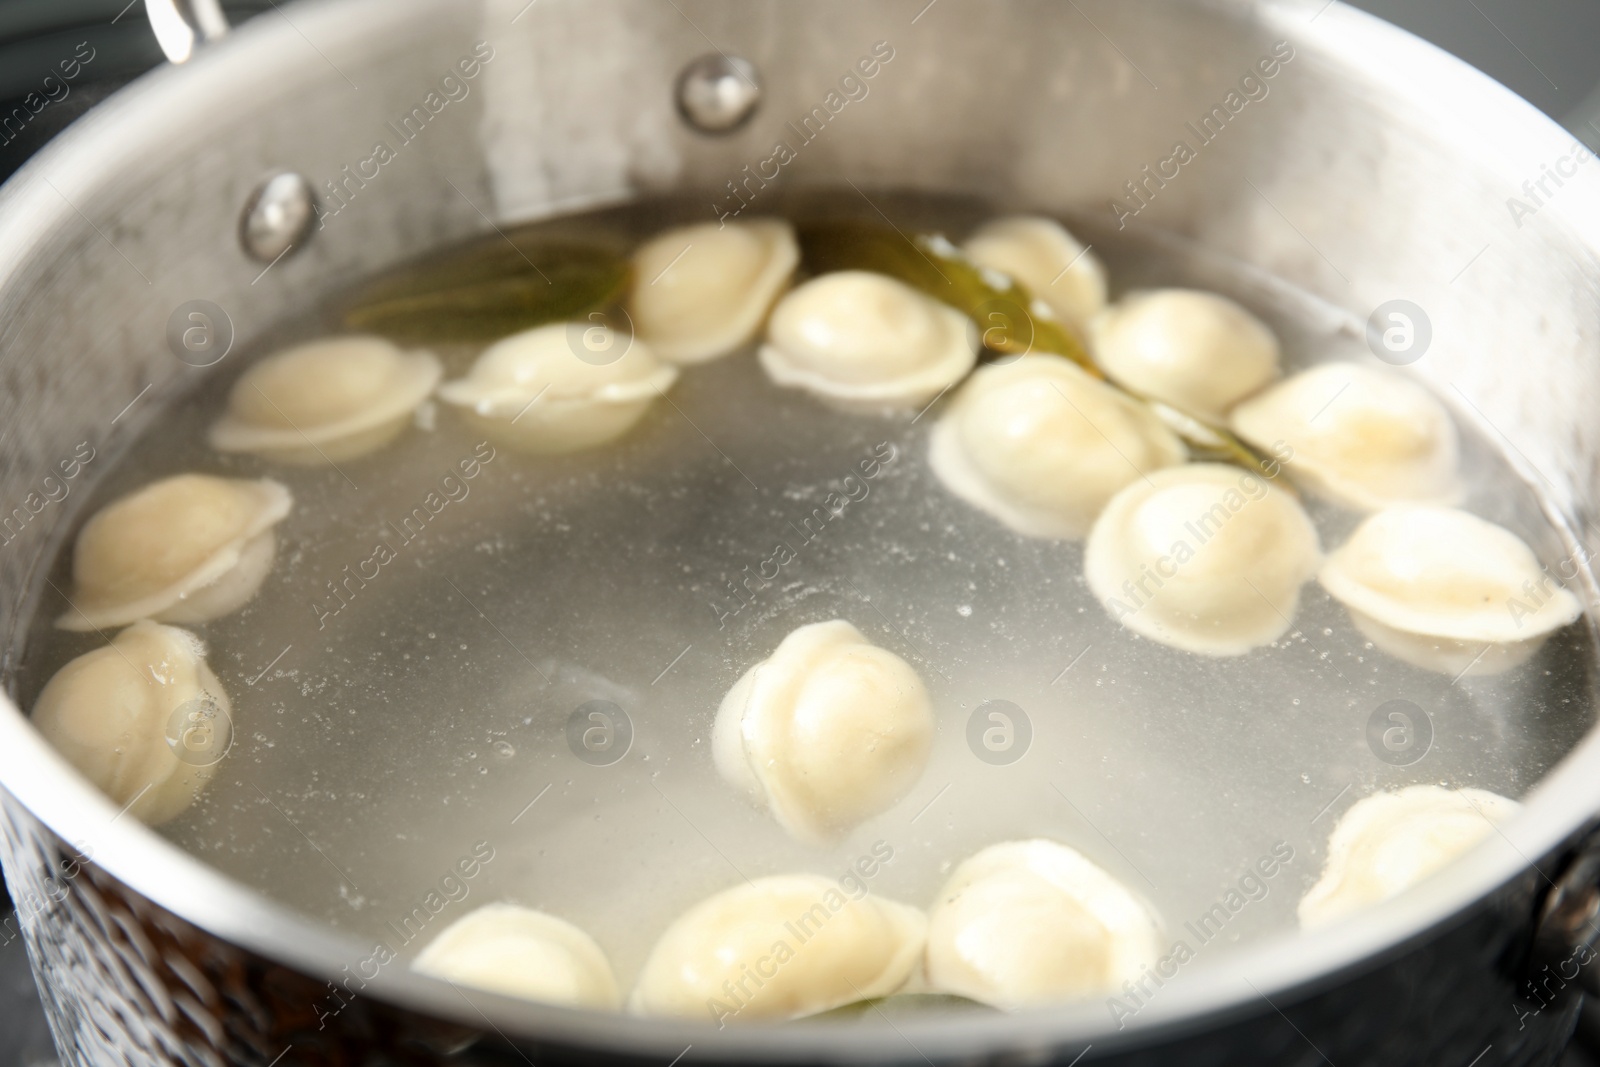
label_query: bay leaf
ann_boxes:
[341,236,630,343]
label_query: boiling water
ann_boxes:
[17,192,1599,998]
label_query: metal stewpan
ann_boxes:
[3,0,1600,1064]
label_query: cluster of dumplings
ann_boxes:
[412,619,1524,1021]
[25,209,1575,1026]
[417,619,1165,1020]
[522,212,1578,673]
[920,219,1575,671]
[417,841,1164,1020]
[34,474,294,824]
[414,775,1523,1023]
[417,778,1521,1021]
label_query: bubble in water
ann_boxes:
[493,740,516,758]
[956,605,973,617]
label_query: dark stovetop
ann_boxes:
[3,905,60,1067]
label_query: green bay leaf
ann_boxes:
[341,234,630,343]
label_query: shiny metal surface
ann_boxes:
[143,0,230,65]
[674,53,763,135]
[1,0,1600,1063]
[1534,831,1600,999]
[238,171,316,264]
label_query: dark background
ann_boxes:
[0,1,1598,1063]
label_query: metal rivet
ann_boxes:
[240,172,316,265]
[675,54,762,135]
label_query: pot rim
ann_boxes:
[1,0,1598,1059]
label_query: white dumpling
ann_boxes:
[413,903,619,1009]
[1299,785,1519,927]
[57,474,291,631]
[1230,363,1461,511]
[925,840,1160,1009]
[759,271,979,411]
[209,336,441,465]
[929,356,1186,539]
[1319,507,1581,676]
[713,620,933,844]
[32,621,230,825]
[629,219,799,364]
[1084,463,1321,655]
[629,874,926,1023]
[1089,290,1280,421]
[962,216,1107,327]
[436,323,678,454]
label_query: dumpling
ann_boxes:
[1299,785,1519,927]
[929,356,1186,539]
[961,216,1107,327]
[209,335,441,465]
[1319,507,1581,676]
[1230,363,1461,511]
[924,840,1161,1010]
[629,219,799,364]
[413,903,620,1009]
[759,271,979,411]
[1084,463,1321,655]
[31,621,231,825]
[57,474,291,631]
[436,323,678,454]
[629,874,926,1023]
[713,620,933,844]
[1089,290,1280,421]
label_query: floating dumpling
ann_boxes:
[929,356,1186,539]
[32,621,231,825]
[57,474,291,631]
[924,840,1160,1009]
[629,874,926,1023]
[1319,507,1581,676]
[1089,290,1279,421]
[1299,785,1519,927]
[1084,463,1321,655]
[962,216,1107,327]
[713,620,933,844]
[759,271,979,411]
[208,336,441,465]
[413,903,620,1009]
[1230,363,1461,511]
[629,219,799,364]
[436,322,678,454]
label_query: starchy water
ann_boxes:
[17,191,1598,998]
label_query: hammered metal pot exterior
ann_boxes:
[4,1,1600,1065]
[0,791,1586,1065]
[0,792,479,1067]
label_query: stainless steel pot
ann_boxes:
[3,1,1600,1064]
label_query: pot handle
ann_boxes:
[1532,830,1600,997]
[144,0,229,64]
